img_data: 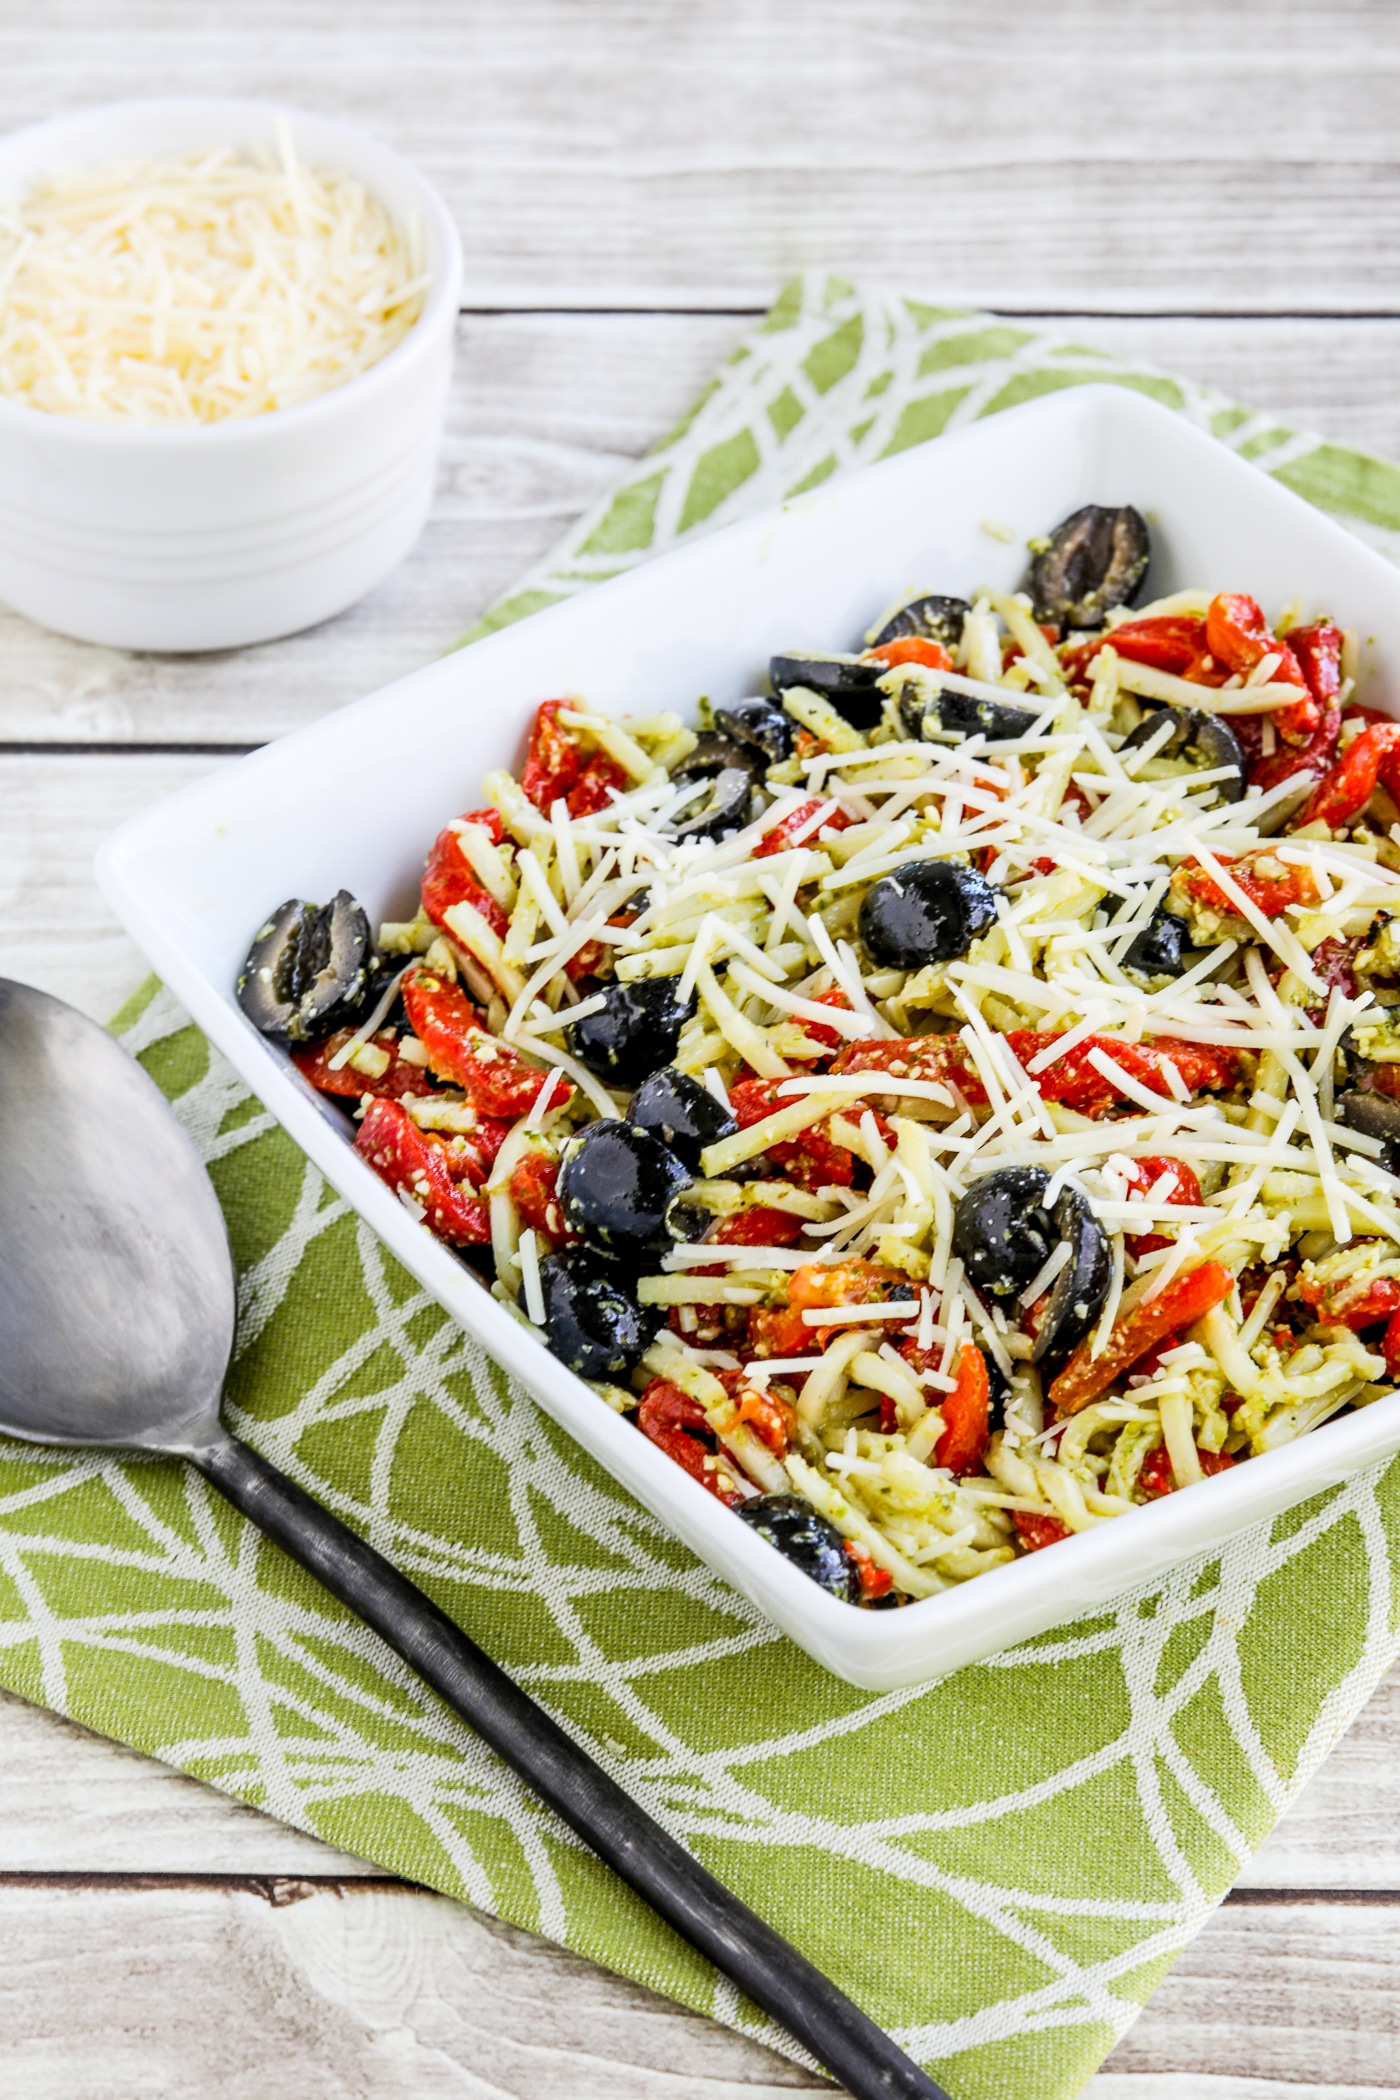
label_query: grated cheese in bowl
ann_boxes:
[0,127,429,424]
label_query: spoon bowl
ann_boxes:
[0,978,232,1451]
[0,977,949,2100]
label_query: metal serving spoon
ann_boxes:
[0,979,950,2100]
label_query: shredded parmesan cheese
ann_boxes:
[0,131,427,422]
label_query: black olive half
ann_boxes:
[859,860,1000,970]
[769,650,886,731]
[1035,1185,1113,1363]
[628,1066,738,1171]
[735,1493,860,1602]
[566,977,697,1088]
[539,1246,663,1380]
[952,1167,1111,1363]
[898,683,1042,745]
[1120,706,1244,805]
[954,1166,1059,1301]
[715,696,795,765]
[557,1120,692,1256]
[986,1356,1010,1436]
[1336,1090,1400,1178]
[673,765,758,844]
[236,890,376,1044]
[672,733,759,783]
[1122,905,1191,984]
[1028,505,1151,629]
[871,593,970,653]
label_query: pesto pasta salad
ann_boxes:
[237,503,1400,1609]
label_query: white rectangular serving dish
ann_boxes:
[99,385,1400,1690]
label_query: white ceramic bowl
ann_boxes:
[98,385,1400,1688]
[0,98,463,652]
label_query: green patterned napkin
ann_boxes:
[7,274,1400,2100]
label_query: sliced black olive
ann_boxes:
[557,1120,692,1256]
[1336,1090,1400,1177]
[672,733,760,783]
[770,650,885,731]
[1122,905,1191,983]
[1034,1185,1112,1364]
[672,765,758,844]
[986,1356,1010,1435]
[953,1166,1057,1300]
[539,1246,663,1379]
[859,860,1000,969]
[951,1167,1110,1362]
[735,1493,860,1602]
[871,593,970,652]
[1120,706,1244,804]
[565,977,697,1087]
[628,1066,737,1171]
[899,683,1041,745]
[715,696,795,765]
[1028,505,1151,629]
[236,890,376,1043]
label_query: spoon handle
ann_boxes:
[192,1430,949,2100]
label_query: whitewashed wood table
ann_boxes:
[2,3,1399,2092]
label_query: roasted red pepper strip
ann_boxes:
[401,968,571,1117]
[566,751,630,818]
[1123,1156,1202,1208]
[832,1035,986,1099]
[293,1028,440,1104]
[1138,1440,1236,1499]
[725,1076,856,1188]
[1003,1031,1242,1116]
[421,825,509,939]
[1301,721,1400,830]
[1051,1261,1236,1415]
[746,1305,813,1358]
[752,1260,911,1357]
[833,1030,1239,1114]
[794,984,856,1053]
[753,798,854,858]
[935,1343,992,1478]
[1119,1156,1202,1255]
[636,1381,745,1505]
[1013,1510,1072,1554]
[354,1098,491,1244]
[1170,849,1321,920]
[1297,1262,1400,1330]
[845,1540,894,1599]
[707,1206,806,1248]
[1241,697,1342,795]
[520,698,586,812]
[458,807,506,845]
[1289,622,1345,706]
[863,637,953,672]
[1384,1311,1400,1380]
[508,1148,577,1246]
[789,1260,909,1315]
[1105,614,1211,678]
[733,1384,797,1457]
[1306,935,1363,1021]
[1206,592,1316,745]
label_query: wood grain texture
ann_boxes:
[4,1,1400,311]
[0,1872,1395,2098]
[9,312,1400,749]
[0,751,228,1020]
